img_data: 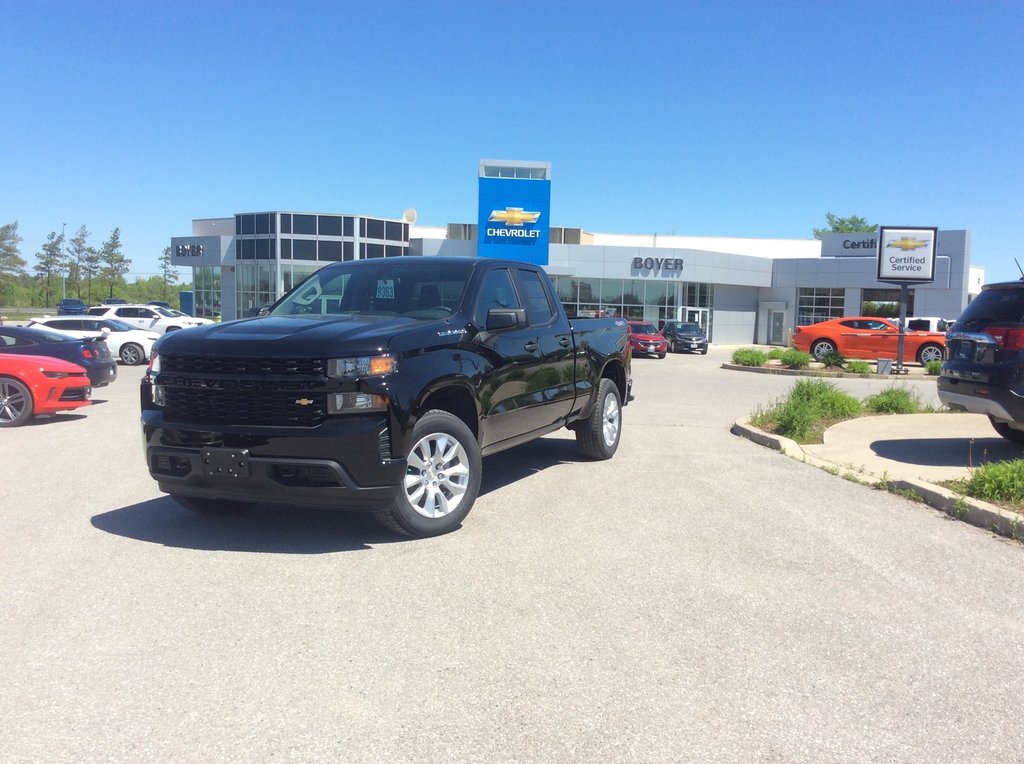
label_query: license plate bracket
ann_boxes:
[201,447,251,479]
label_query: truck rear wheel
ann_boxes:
[575,378,622,460]
[375,410,481,538]
[171,495,255,515]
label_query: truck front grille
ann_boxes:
[159,354,327,427]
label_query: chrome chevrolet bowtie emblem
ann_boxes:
[295,398,314,406]
[488,207,540,226]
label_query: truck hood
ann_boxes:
[154,315,457,357]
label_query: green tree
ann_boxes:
[812,213,876,240]
[65,224,91,299]
[158,246,179,299]
[99,227,131,299]
[0,221,27,307]
[33,230,65,307]
[81,245,103,305]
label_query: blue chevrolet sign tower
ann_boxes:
[477,159,552,265]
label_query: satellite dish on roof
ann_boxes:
[402,208,417,224]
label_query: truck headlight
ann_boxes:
[149,352,165,407]
[327,355,397,378]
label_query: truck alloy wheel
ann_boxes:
[377,410,481,537]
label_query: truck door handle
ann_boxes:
[524,341,539,352]
[559,337,570,348]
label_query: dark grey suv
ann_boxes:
[662,321,708,354]
[938,280,1024,443]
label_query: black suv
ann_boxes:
[662,321,708,354]
[938,280,1024,442]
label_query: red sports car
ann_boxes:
[0,353,92,427]
[792,317,946,364]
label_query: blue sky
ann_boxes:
[2,1,1022,283]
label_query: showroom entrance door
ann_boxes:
[683,307,710,333]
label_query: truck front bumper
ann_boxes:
[142,410,407,510]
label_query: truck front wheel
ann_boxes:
[575,378,622,460]
[375,410,481,538]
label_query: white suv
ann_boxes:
[86,304,213,334]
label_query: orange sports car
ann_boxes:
[792,317,946,364]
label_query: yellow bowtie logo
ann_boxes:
[886,237,929,252]
[489,207,541,226]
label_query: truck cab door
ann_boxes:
[470,267,574,449]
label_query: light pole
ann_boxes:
[60,223,67,300]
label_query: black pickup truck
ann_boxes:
[141,257,631,537]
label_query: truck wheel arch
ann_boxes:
[419,383,479,440]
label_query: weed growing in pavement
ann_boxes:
[926,359,943,375]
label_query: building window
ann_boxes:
[293,214,316,235]
[318,215,343,236]
[797,287,845,325]
[318,240,342,261]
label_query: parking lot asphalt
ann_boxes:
[4,348,1024,762]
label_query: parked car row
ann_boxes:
[625,320,711,358]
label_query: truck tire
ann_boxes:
[575,378,622,460]
[989,416,1024,444]
[375,410,481,538]
[172,494,255,515]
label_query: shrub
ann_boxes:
[963,460,1024,503]
[819,351,845,368]
[846,360,872,375]
[789,379,862,420]
[863,386,924,415]
[779,349,813,369]
[926,360,942,376]
[732,348,767,367]
[766,348,786,361]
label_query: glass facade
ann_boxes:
[232,211,410,319]
[550,275,714,336]
[193,266,222,319]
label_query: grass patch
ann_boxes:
[732,348,768,367]
[925,359,942,375]
[845,360,872,375]
[779,349,813,369]
[961,461,1024,504]
[863,386,926,415]
[751,379,862,442]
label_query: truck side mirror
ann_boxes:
[486,308,526,330]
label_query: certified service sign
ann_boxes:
[876,226,938,283]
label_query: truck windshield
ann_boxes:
[272,260,474,319]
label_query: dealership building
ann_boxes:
[171,159,982,345]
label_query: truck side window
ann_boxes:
[516,269,555,326]
[474,269,520,325]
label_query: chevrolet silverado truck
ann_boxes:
[141,257,631,537]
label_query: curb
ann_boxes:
[731,417,1023,541]
[721,362,928,380]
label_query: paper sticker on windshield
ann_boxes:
[375,280,395,299]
